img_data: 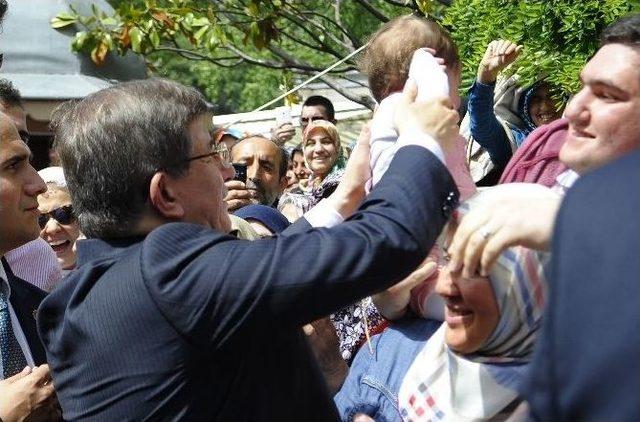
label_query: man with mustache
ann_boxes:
[225,135,289,211]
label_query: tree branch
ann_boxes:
[352,0,390,22]
[318,74,376,110]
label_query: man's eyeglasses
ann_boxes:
[186,142,232,168]
[38,205,75,229]
[300,116,325,126]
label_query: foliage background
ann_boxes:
[57,0,640,113]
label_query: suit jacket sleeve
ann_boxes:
[140,146,458,349]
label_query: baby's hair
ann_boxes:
[360,15,460,103]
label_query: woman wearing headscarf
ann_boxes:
[335,184,551,421]
[278,120,347,220]
[37,166,82,274]
[462,40,564,185]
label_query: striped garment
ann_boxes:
[399,184,556,421]
[4,238,62,292]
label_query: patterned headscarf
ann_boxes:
[302,120,346,205]
[302,120,346,182]
[399,183,556,421]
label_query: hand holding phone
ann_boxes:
[232,163,247,184]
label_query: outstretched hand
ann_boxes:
[477,40,523,84]
[447,184,561,278]
[372,258,438,320]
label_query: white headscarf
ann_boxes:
[38,166,67,188]
[399,184,553,421]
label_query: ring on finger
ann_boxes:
[479,225,492,240]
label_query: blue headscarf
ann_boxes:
[234,205,291,234]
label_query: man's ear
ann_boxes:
[149,172,185,220]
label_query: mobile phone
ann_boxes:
[232,163,247,184]
[275,106,292,126]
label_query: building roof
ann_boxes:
[0,0,146,100]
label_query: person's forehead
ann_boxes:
[0,104,27,132]
[0,116,26,157]
[233,137,279,158]
[38,188,71,210]
[301,105,328,118]
[583,44,640,93]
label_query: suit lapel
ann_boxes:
[1,258,48,365]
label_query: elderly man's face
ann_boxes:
[560,43,640,174]
[231,137,286,207]
[170,114,234,233]
[0,113,46,254]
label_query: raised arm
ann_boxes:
[467,40,523,168]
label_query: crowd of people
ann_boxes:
[1,0,639,419]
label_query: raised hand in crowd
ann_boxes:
[270,123,296,146]
[447,184,561,278]
[372,257,437,320]
[394,79,460,153]
[0,365,61,422]
[477,39,523,84]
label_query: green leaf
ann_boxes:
[100,17,118,26]
[194,25,209,41]
[71,31,89,50]
[130,27,143,53]
[50,12,77,29]
[150,30,160,48]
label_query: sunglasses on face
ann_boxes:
[38,205,75,229]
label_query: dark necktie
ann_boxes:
[0,284,28,378]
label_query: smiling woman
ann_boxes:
[37,166,81,271]
[303,120,346,190]
[335,185,550,421]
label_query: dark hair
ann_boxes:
[601,13,640,47]
[0,0,7,28]
[290,147,303,160]
[360,15,460,103]
[0,78,24,108]
[302,95,335,121]
[52,79,211,238]
[277,145,288,179]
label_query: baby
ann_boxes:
[362,16,477,320]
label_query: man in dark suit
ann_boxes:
[38,79,461,419]
[526,149,640,421]
[524,13,640,421]
[446,12,640,421]
[0,113,58,420]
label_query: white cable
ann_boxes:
[221,42,370,128]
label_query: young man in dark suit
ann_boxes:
[447,12,640,421]
[0,113,58,421]
[38,78,461,419]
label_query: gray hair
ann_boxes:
[52,79,211,238]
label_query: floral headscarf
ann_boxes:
[302,120,347,182]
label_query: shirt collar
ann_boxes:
[0,257,10,298]
[76,236,147,266]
